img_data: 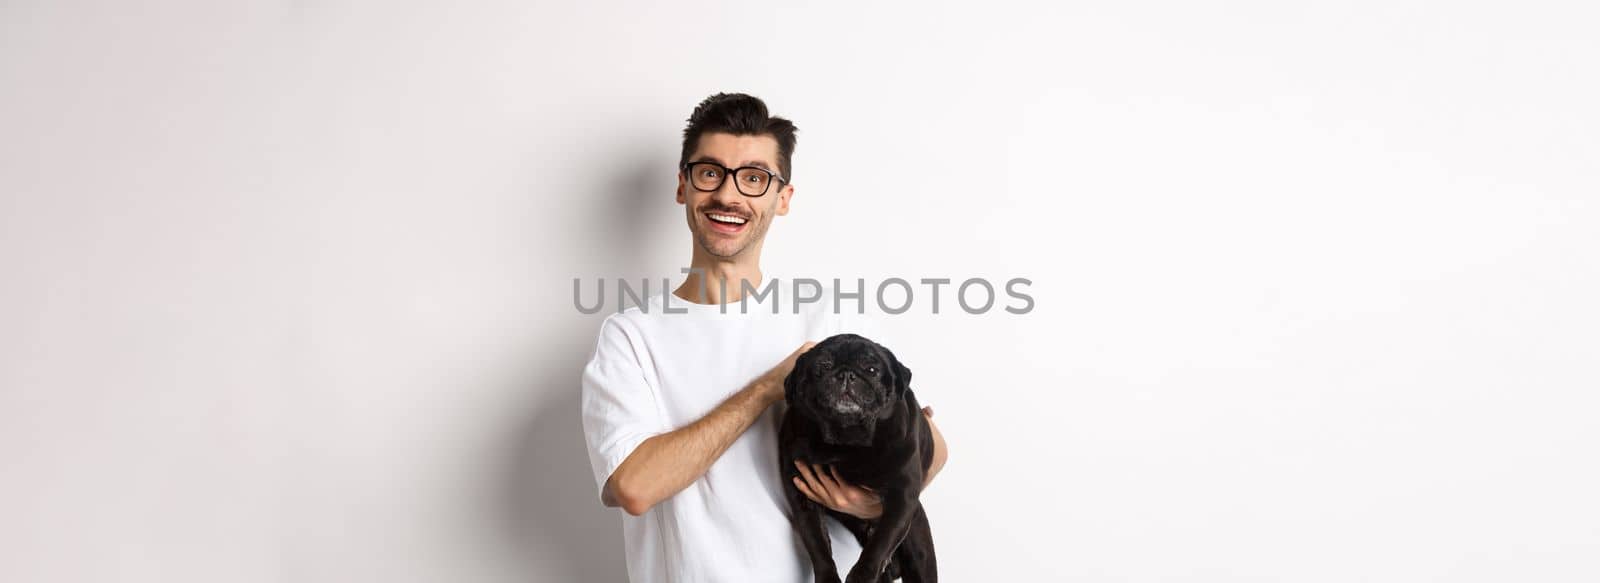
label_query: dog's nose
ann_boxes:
[840,370,856,382]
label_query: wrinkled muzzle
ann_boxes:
[817,370,879,420]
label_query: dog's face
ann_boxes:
[784,334,912,445]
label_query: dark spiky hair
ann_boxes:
[679,92,798,183]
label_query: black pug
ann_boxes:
[778,333,937,583]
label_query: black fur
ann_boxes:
[778,334,937,583]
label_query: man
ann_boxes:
[579,93,948,582]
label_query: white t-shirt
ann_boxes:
[580,282,890,583]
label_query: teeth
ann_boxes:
[708,214,747,225]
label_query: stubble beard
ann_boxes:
[694,212,770,259]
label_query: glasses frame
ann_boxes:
[679,161,788,197]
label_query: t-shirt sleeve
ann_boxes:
[580,315,669,502]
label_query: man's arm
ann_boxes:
[921,406,948,489]
[602,341,814,516]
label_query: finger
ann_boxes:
[923,405,934,417]
[813,464,840,493]
[794,459,814,481]
[797,463,840,509]
[828,466,854,491]
[790,461,825,502]
[792,476,821,503]
[816,465,850,506]
[827,466,865,500]
[795,460,825,493]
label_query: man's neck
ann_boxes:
[673,258,764,305]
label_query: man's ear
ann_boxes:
[775,183,794,216]
[676,171,686,205]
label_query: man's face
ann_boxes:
[676,132,794,259]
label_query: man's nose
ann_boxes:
[712,175,745,203]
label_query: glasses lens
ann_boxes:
[734,168,772,196]
[688,163,724,191]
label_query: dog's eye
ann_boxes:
[866,366,877,374]
[817,360,833,370]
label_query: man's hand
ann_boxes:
[794,460,883,519]
[793,406,945,520]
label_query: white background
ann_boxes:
[3,1,1597,581]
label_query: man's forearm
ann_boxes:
[605,375,782,515]
[922,412,948,489]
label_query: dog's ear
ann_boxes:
[880,344,912,398]
[783,349,810,403]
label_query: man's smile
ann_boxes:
[704,211,750,234]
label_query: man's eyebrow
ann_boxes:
[689,156,777,172]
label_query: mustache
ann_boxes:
[699,205,752,219]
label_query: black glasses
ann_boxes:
[680,161,787,197]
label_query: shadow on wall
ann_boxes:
[497,147,673,580]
